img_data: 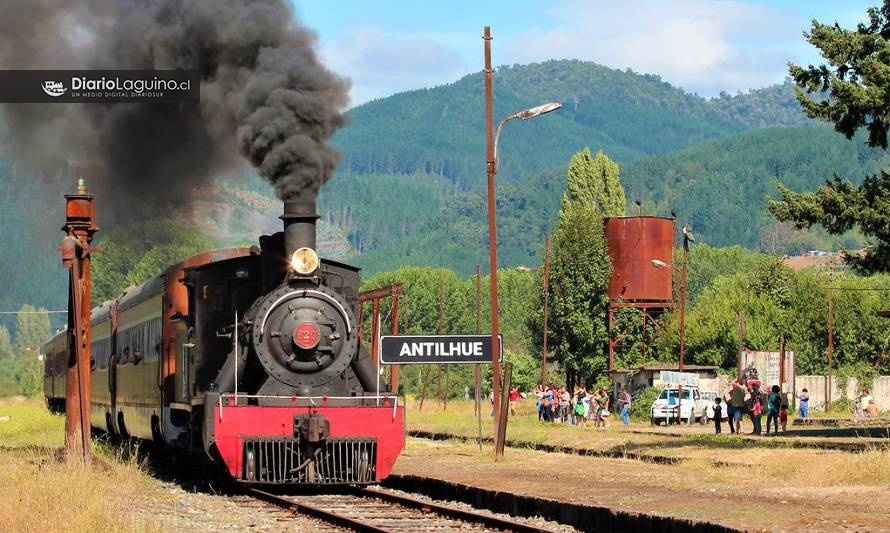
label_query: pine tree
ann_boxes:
[772,2,890,273]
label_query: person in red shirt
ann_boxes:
[509,388,520,416]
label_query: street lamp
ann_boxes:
[493,102,562,166]
[24,346,43,362]
[484,25,560,457]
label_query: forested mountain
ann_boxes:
[0,59,874,328]
[622,127,887,248]
[325,126,884,274]
[334,60,810,188]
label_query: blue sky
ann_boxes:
[291,0,877,106]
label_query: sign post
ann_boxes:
[379,335,503,366]
[381,334,504,455]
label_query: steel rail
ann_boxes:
[359,486,552,532]
[247,488,389,533]
[248,485,555,532]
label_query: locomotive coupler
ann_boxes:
[294,413,330,443]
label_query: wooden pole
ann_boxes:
[390,289,399,393]
[484,25,503,447]
[438,274,445,407]
[371,299,380,364]
[495,362,513,460]
[474,264,482,418]
[737,313,745,379]
[541,234,551,385]
[475,264,482,449]
[825,292,834,413]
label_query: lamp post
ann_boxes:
[484,26,561,455]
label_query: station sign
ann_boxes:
[379,335,503,365]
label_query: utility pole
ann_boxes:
[737,313,745,379]
[60,178,98,463]
[483,25,503,445]
[540,234,551,385]
[825,289,834,413]
[438,274,445,406]
[475,264,482,449]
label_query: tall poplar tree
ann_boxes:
[561,148,626,219]
[770,2,890,273]
[543,148,626,385]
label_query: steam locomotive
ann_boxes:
[43,199,405,484]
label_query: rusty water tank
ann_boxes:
[605,216,675,302]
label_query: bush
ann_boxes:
[630,387,660,421]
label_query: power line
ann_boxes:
[818,286,890,291]
[0,310,68,314]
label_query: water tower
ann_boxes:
[604,216,676,370]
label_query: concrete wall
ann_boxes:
[794,375,890,411]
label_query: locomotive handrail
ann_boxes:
[217,392,398,420]
[219,393,396,401]
[258,289,352,338]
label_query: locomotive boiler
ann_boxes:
[44,198,405,485]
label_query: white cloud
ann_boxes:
[320,26,470,105]
[503,0,801,95]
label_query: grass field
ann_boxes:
[0,397,150,532]
[404,397,890,486]
[3,394,887,532]
[399,397,890,530]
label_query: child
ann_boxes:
[797,389,809,419]
[713,397,723,434]
[779,403,788,432]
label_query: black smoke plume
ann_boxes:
[0,0,349,214]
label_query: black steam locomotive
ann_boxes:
[44,199,405,484]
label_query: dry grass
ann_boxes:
[408,398,890,488]
[0,398,152,532]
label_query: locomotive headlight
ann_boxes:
[290,247,319,275]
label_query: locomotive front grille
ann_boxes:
[242,437,377,484]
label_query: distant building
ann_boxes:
[782,250,856,272]
[607,363,722,393]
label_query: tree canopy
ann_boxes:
[543,148,626,384]
[92,219,213,302]
[772,1,890,273]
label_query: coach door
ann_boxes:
[174,321,193,403]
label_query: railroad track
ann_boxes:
[247,486,558,532]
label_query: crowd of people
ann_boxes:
[510,365,878,434]
[526,384,635,428]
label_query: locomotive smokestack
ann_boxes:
[281,199,318,259]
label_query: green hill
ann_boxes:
[334,127,885,274]
[0,59,869,324]
[334,60,810,188]
[623,127,887,248]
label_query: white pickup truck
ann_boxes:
[650,385,708,425]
